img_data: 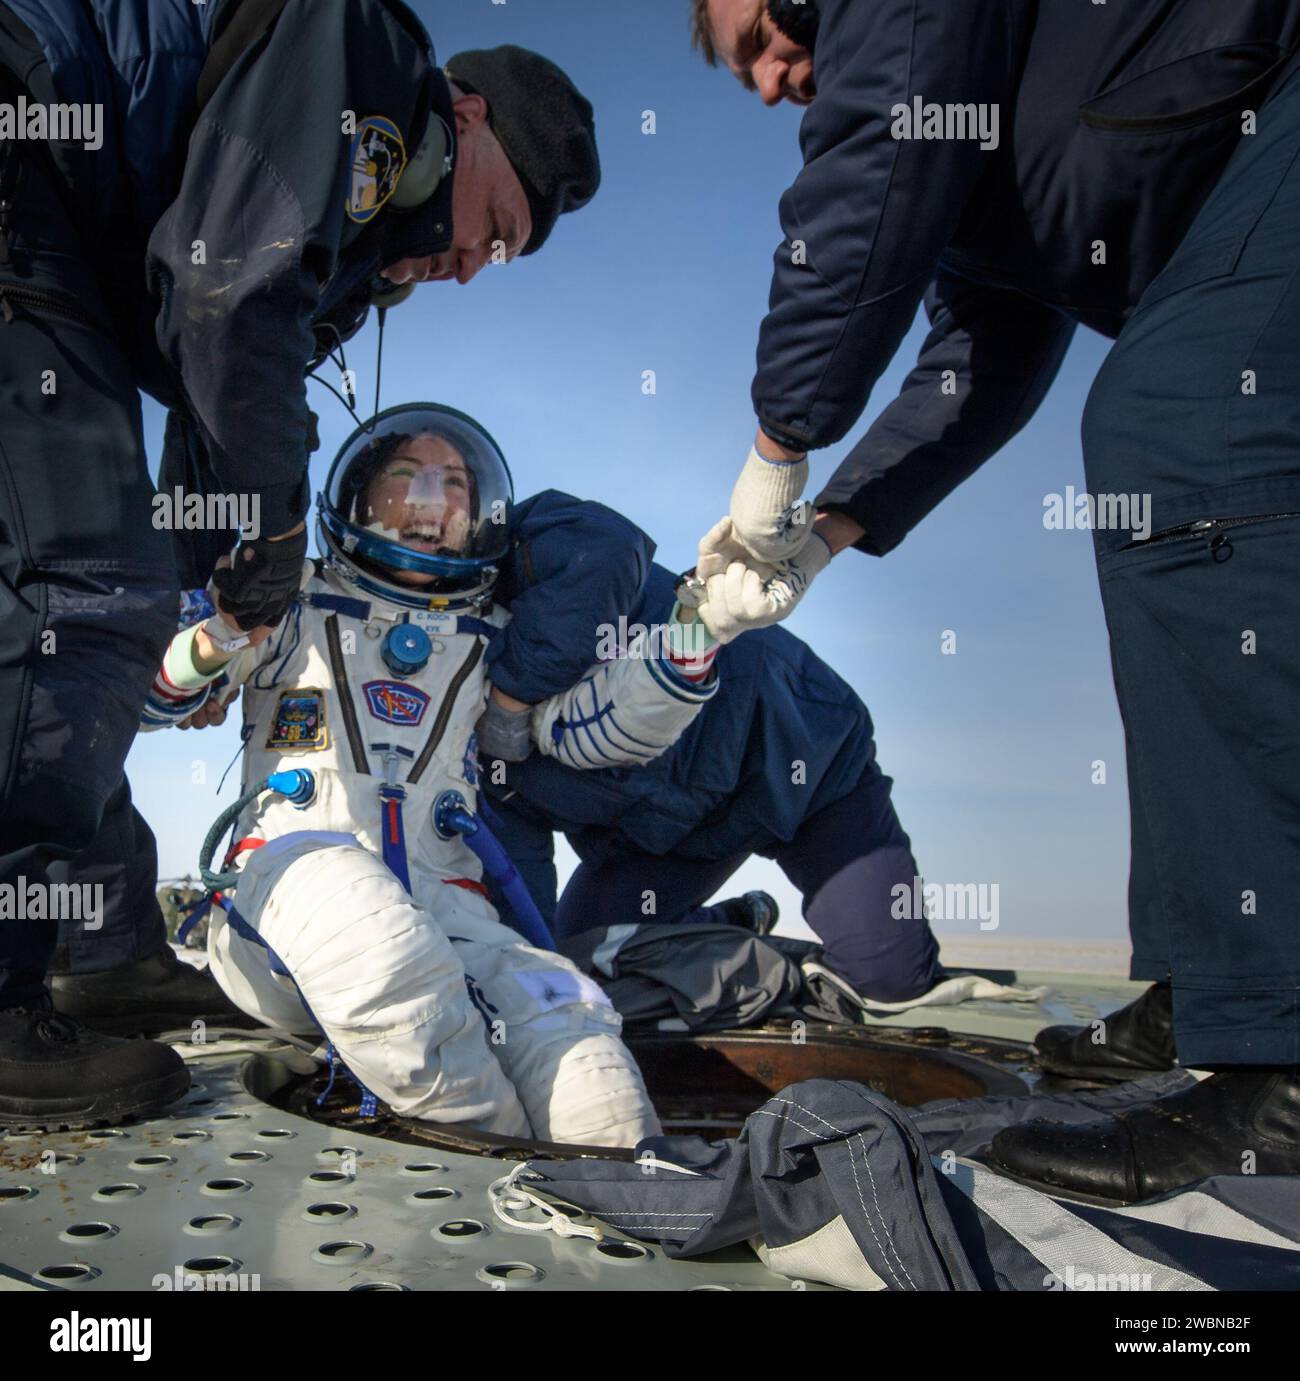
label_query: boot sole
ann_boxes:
[53,1009,260,1038]
[1035,1054,1176,1084]
[0,1067,191,1134]
[982,1156,1142,1209]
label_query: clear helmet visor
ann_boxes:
[320,404,513,588]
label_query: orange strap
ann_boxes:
[443,877,491,899]
[222,836,267,869]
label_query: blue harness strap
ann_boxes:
[456,616,498,640]
[222,899,379,1117]
[303,591,372,621]
[176,894,214,945]
[304,591,496,643]
[379,785,413,890]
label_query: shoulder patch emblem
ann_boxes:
[266,689,329,751]
[363,680,430,727]
[348,115,407,223]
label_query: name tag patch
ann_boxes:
[363,680,430,726]
[266,689,328,751]
[410,610,457,636]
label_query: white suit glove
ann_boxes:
[729,445,814,562]
[695,517,832,644]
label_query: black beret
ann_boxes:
[445,45,600,256]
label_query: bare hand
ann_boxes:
[178,686,240,731]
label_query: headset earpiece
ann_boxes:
[390,113,451,210]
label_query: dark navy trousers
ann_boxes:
[0,124,175,1005]
[488,766,941,1005]
[1082,69,1300,1066]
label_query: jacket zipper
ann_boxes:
[0,284,100,327]
[1121,512,1300,560]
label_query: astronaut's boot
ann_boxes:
[1034,982,1177,1083]
[0,993,190,1131]
[51,945,254,1036]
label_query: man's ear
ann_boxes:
[450,90,490,134]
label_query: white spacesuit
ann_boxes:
[142,405,718,1147]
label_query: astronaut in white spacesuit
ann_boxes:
[142,404,720,1147]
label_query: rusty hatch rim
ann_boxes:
[244,1023,1032,1163]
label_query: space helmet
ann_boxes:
[317,403,513,606]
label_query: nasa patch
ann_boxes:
[347,115,406,223]
[363,680,430,727]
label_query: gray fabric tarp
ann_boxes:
[562,923,806,1031]
[522,1075,1300,1291]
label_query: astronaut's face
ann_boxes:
[363,434,474,586]
[707,0,816,107]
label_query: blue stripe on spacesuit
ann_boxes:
[140,693,207,728]
[222,900,293,982]
[223,897,379,1117]
[549,679,604,767]
[573,679,618,766]
[550,673,661,768]
[645,653,718,702]
[602,715,657,759]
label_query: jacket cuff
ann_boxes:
[756,412,818,455]
[817,498,896,559]
[250,474,311,540]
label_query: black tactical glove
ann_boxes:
[210,526,309,631]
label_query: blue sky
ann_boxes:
[129,0,1131,943]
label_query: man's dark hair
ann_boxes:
[690,0,719,65]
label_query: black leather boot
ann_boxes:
[719,890,780,938]
[1034,981,1176,1082]
[0,996,190,1132]
[988,1069,1300,1205]
[51,946,256,1036]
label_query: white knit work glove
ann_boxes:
[728,444,813,563]
[695,517,831,644]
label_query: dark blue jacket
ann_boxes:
[1,0,454,538]
[758,0,1300,554]
[487,493,875,861]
